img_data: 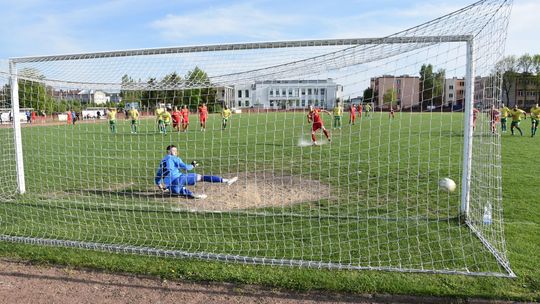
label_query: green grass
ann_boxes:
[0,112,538,301]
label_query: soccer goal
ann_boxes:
[0,0,514,277]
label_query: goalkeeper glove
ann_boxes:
[191,161,199,167]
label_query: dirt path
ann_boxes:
[0,260,527,304]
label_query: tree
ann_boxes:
[419,64,445,109]
[363,87,375,104]
[495,55,518,106]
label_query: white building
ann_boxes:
[223,79,343,110]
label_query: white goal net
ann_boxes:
[0,0,514,276]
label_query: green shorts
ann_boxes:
[109,120,116,126]
[131,119,138,125]
[501,117,507,123]
[334,116,341,121]
[532,118,540,126]
[511,121,520,127]
[222,118,229,122]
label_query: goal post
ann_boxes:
[0,0,515,277]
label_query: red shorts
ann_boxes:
[199,115,207,123]
[173,122,180,128]
[182,117,189,123]
[312,122,323,131]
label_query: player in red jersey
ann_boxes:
[181,105,190,132]
[349,103,357,125]
[171,106,182,132]
[198,103,208,131]
[307,105,331,145]
[472,107,480,130]
[489,105,500,134]
[357,103,363,119]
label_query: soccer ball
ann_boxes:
[439,178,457,192]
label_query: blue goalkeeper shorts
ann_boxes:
[168,173,198,195]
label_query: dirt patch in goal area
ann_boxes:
[161,172,333,212]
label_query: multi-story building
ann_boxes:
[502,74,539,108]
[444,77,465,107]
[370,75,420,109]
[224,79,343,110]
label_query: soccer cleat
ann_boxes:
[192,193,207,199]
[225,176,238,186]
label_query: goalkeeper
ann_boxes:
[155,145,238,199]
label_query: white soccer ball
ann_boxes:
[439,178,457,192]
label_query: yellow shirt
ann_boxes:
[530,107,540,119]
[222,109,232,119]
[333,106,343,116]
[107,110,117,121]
[500,106,510,118]
[365,104,372,111]
[510,109,526,122]
[155,108,164,120]
[128,109,139,120]
[162,111,172,123]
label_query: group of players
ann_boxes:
[479,103,540,137]
[103,103,233,134]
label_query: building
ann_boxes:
[444,77,465,107]
[502,74,539,108]
[370,75,420,109]
[230,79,343,110]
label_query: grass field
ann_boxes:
[0,111,538,301]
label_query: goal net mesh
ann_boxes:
[0,0,513,276]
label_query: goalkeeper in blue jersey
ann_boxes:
[155,145,238,199]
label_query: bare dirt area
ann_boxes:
[0,259,369,304]
[0,260,522,304]
[142,172,334,212]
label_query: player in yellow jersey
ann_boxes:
[365,103,372,118]
[107,108,117,134]
[332,101,343,129]
[221,105,232,130]
[128,108,139,134]
[509,104,527,136]
[500,103,510,132]
[155,107,165,133]
[161,108,172,134]
[530,103,540,137]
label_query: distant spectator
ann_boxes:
[97,111,101,119]
[31,111,36,123]
[26,111,31,123]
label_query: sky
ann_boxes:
[0,0,537,61]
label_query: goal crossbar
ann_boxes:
[9,35,473,64]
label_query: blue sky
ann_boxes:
[0,0,537,59]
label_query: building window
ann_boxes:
[296,100,299,107]
[308,89,312,95]
[238,90,242,98]
[449,85,454,90]
[302,89,306,95]
[459,81,465,86]
[245,100,250,107]
[269,90,273,96]
[321,88,325,95]
[289,89,293,96]
[314,88,318,95]
[449,93,454,98]
[282,89,286,96]
[270,100,274,107]
[302,100,305,107]
[276,90,280,96]
[238,100,242,107]
[245,90,249,98]
[518,90,524,96]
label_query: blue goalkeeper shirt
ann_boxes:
[155,155,194,187]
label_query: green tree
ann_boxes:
[495,55,518,106]
[363,87,375,105]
